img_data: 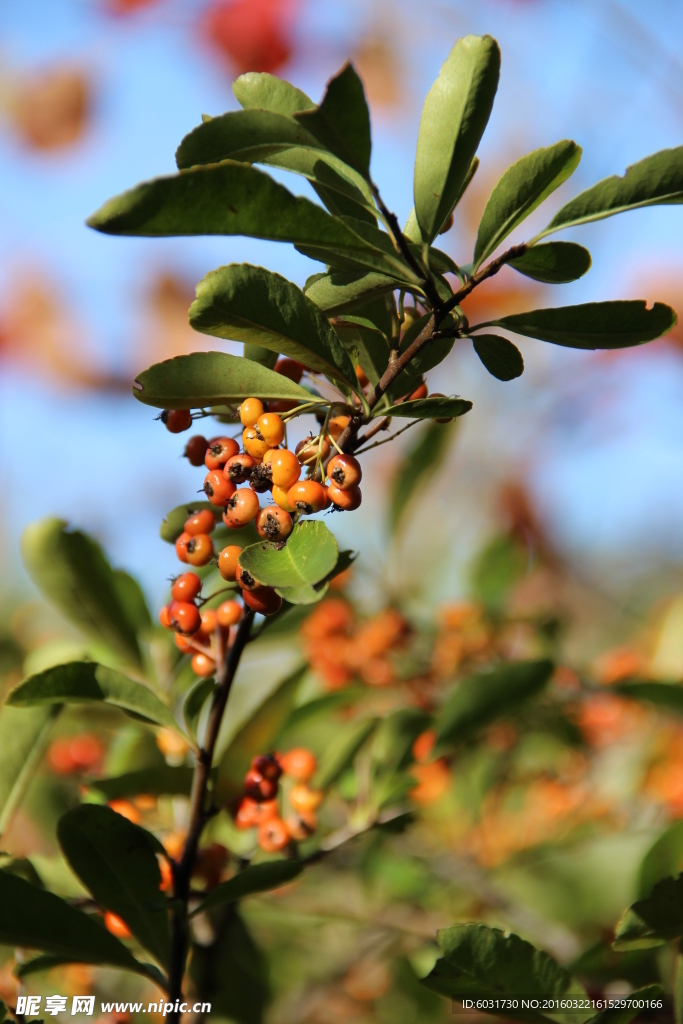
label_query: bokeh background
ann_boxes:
[1,0,683,615]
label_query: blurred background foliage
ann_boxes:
[2,1,683,1022]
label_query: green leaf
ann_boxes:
[390,420,457,533]
[184,679,216,744]
[193,861,302,916]
[133,351,315,410]
[216,666,305,802]
[471,534,528,609]
[473,141,581,268]
[414,35,500,243]
[0,705,60,836]
[507,242,591,284]
[294,62,371,178]
[243,344,278,369]
[638,821,683,899]
[304,270,398,316]
[0,868,142,972]
[381,396,473,420]
[189,264,358,387]
[404,156,479,244]
[333,319,388,385]
[613,874,683,950]
[473,300,677,349]
[421,923,586,1022]
[189,910,269,1024]
[232,71,315,116]
[472,334,524,381]
[614,681,683,717]
[7,661,183,735]
[58,805,170,967]
[542,145,683,236]
[21,518,142,668]
[114,570,153,635]
[314,717,379,790]
[90,766,195,800]
[437,659,554,746]
[238,522,338,590]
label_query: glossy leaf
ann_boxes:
[193,861,302,916]
[638,821,683,899]
[88,162,396,275]
[243,344,278,369]
[421,924,586,1021]
[437,659,554,745]
[474,301,677,349]
[295,62,371,178]
[189,910,268,1024]
[507,242,591,283]
[7,661,183,734]
[232,71,315,116]
[314,717,378,790]
[382,396,473,420]
[543,145,683,235]
[238,522,338,590]
[304,269,398,316]
[472,334,524,381]
[404,156,479,244]
[58,805,170,967]
[390,420,457,533]
[90,766,195,800]
[615,681,683,717]
[473,141,581,268]
[333,319,389,385]
[414,35,500,242]
[216,667,305,802]
[0,868,142,971]
[21,518,142,668]
[133,351,315,410]
[613,874,683,950]
[0,705,60,836]
[184,679,216,744]
[189,264,358,387]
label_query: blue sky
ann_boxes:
[1,0,683,610]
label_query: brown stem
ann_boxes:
[166,609,255,1024]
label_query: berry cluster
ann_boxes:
[234,747,322,853]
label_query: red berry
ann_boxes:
[243,586,282,616]
[183,435,208,466]
[225,453,256,484]
[326,454,362,490]
[244,768,278,802]
[185,534,214,567]
[255,506,293,541]
[159,604,174,629]
[205,436,240,470]
[175,531,191,563]
[184,509,216,536]
[170,601,201,635]
[274,357,305,383]
[236,564,260,591]
[223,487,260,528]
[162,409,192,433]
[204,470,236,507]
[171,572,202,602]
[251,754,282,782]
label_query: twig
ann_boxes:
[352,419,421,455]
[167,609,255,1022]
[370,182,442,309]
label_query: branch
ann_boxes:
[166,609,255,1022]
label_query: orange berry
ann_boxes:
[239,397,264,427]
[158,856,174,893]
[171,572,202,602]
[256,412,285,447]
[198,608,217,638]
[161,409,192,433]
[267,448,300,489]
[301,598,353,640]
[184,509,216,536]
[223,488,260,528]
[236,564,260,591]
[185,533,214,567]
[156,728,190,759]
[204,436,239,470]
[285,811,317,841]
[243,586,282,616]
[328,414,350,440]
[108,799,141,824]
[224,452,256,484]
[327,484,362,511]
[409,760,450,804]
[407,381,428,401]
[104,911,131,939]
[191,652,216,677]
[279,748,317,782]
[289,784,323,814]
[274,357,305,383]
[162,831,186,859]
[204,470,236,507]
[287,480,327,515]
[272,483,297,512]
[216,600,242,627]
[218,544,243,581]
[295,435,330,464]
[327,454,362,490]
[412,729,437,764]
[159,604,173,629]
[356,364,369,388]
[257,816,290,853]
[175,531,191,562]
[235,797,260,829]
[69,735,104,772]
[48,739,78,775]
[255,506,293,542]
[170,601,201,635]
[183,434,208,466]
[175,632,196,653]
[242,426,271,461]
